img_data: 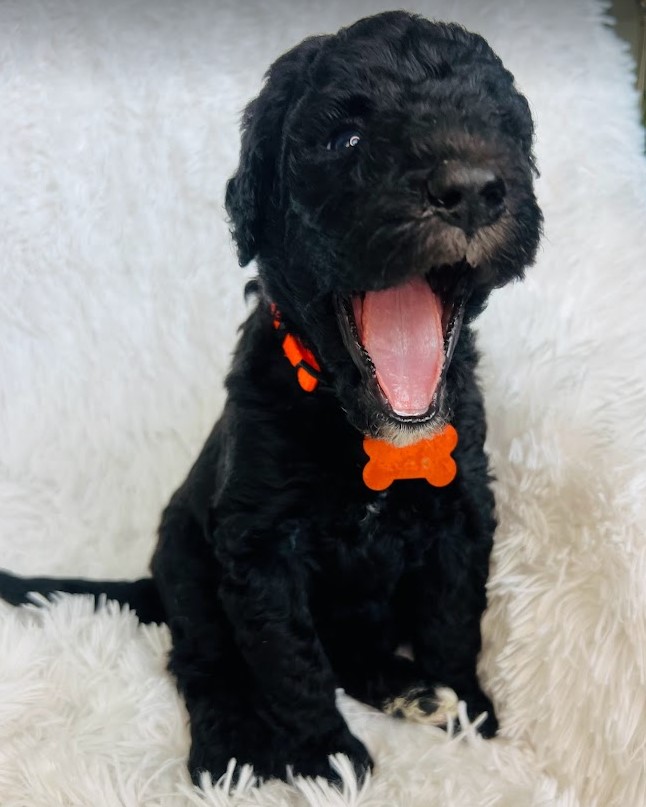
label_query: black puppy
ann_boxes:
[0,11,542,786]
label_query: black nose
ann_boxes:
[427,165,506,233]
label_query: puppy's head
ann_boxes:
[226,11,542,443]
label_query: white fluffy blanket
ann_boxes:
[1,1,645,804]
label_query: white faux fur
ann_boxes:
[1,1,645,804]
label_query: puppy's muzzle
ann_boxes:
[427,163,506,234]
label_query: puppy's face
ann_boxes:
[226,12,542,442]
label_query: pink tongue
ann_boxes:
[356,276,444,416]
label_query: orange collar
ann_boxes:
[271,304,322,392]
[270,303,458,489]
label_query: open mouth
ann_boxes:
[335,265,468,423]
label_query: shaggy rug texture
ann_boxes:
[1,0,645,804]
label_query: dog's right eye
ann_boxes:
[326,130,362,151]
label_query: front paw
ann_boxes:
[290,728,373,785]
[189,737,239,787]
[384,684,460,727]
[385,682,498,738]
[188,722,372,788]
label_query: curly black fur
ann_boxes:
[0,12,542,786]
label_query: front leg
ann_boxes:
[401,484,498,737]
[215,517,372,782]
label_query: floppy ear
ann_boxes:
[225,36,328,267]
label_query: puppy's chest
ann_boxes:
[308,488,440,590]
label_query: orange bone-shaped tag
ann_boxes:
[362,425,458,491]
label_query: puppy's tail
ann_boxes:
[0,570,165,624]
